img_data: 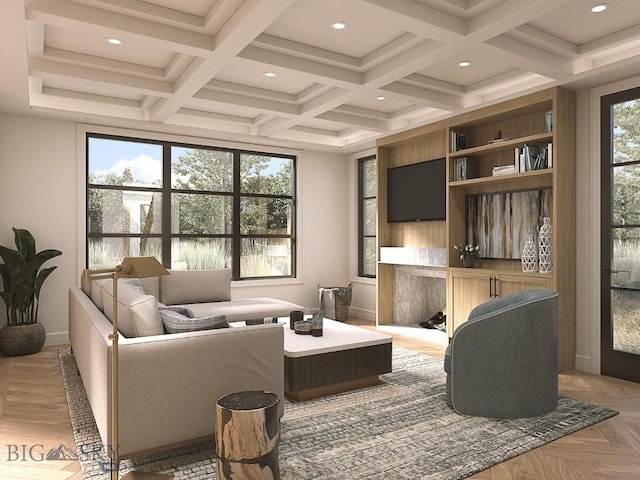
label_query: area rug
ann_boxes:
[60,347,617,480]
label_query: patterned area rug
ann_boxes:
[60,347,617,480]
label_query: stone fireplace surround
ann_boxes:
[379,247,446,326]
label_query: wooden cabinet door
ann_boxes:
[496,273,552,298]
[450,270,492,333]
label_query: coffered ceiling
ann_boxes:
[2,0,640,152]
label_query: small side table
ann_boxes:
[216,391,280,480]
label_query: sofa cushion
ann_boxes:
[90,279,110,312]
[139,276,160,300]
[184,297,304,323]
[160,309,229,333]
[160,269,231,305]
[102,279,164,337]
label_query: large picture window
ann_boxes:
[87,133,296,280]
[358,155,377,278]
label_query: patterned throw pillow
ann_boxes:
[158,303,194,317]
[159,309,229,333]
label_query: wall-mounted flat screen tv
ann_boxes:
[386,158,446,223]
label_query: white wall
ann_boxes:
[0,113,351,345]
[0,114,78,345]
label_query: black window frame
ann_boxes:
[86,132,297,281]
[358,155,377,278]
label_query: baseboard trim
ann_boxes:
[575,354,594,373]
[348,307,375,321]
[45,332,69,347]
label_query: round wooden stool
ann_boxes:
[216,390,280,480]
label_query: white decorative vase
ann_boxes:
[521,234,537,272]
[539,217,553,273]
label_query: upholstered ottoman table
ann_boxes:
[282,318,392,400]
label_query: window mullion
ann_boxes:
[162,142,172,268]
[232,151,241,279]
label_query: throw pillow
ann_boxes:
[101,280,164,337]
[122,278,146,294]
[160,309,229,334]
[158,303,194,317]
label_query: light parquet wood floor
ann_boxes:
[0,319,639,480]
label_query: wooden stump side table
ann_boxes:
[216,390,280,480]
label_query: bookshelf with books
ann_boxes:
[446,87,576,372]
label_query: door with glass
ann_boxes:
[601,86,640,383]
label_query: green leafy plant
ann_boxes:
[0,228,62,325]
[453,243,480,260]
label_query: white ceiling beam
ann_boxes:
[193,89,299,116]
[333,105,391,121]
[177,108,254,126]
[83,0,205,29]
[238,46,364,87]
[380,81,464,112]
[29,58,174,97]
[579,23,640,57]
[25,0,215,57]
[42,86,141,107]
[29,91,147,120]
[508,25,578,60]
[204,79,298,103]
[259,87,351,136]
[252,34,361,68]
[149,0,297,122]
[315,111,391,133]
[203,0,246,32]
[25,20,44,56]
[164,54,195,81]
[402,74,465,95]
[467,0,576,40]
[361,33,421,70]
[484,35,573,79]
[363,40,448,86]
[43,47,165,78]
[361,0,467,42]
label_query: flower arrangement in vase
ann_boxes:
[454,243,480,268]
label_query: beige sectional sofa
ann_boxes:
[69,268,303,458]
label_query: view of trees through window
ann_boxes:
[609,94,640,354]
[359,156,377,278]
[87,134,295,279]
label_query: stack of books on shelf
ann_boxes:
[451,131,468,152]
[492,165,517,176]
[513,143,553,172]
[453,157,478,181]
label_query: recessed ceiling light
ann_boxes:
[331,21,348,30]
[590,4,609,13]
[106,37,123,46]
[264,72,277,78]
[376,96,386,101]
[458,60,472,67]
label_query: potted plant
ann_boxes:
[454,243,480,268]
[0,228,62,356]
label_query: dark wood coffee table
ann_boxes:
[282,318,392,401]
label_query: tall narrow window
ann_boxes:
[87,133,296,280]
[358,155,377,278]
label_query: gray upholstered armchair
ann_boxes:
[444,289,559,418]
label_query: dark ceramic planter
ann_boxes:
[462,256,475,268]
[0,323,46,356]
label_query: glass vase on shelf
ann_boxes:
[539,217,553,273]
[521,234,537,272]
